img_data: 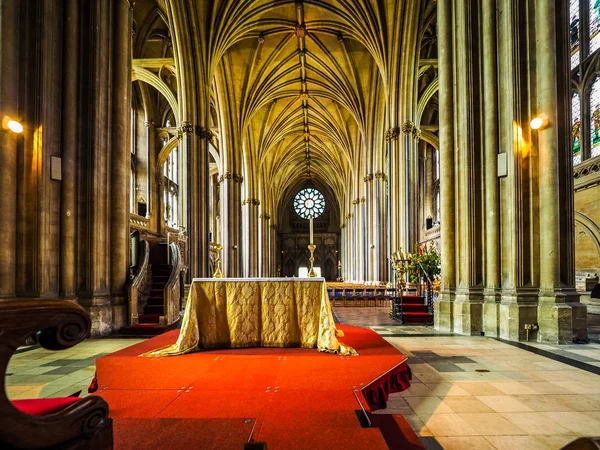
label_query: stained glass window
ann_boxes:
[164,147,179,228]
[571,1,581,67]
[293,188,325,219]
[591,0,600,53]
[591,78,600,160]
[573,93,582,165]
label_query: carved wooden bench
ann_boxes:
[0,299,112,449]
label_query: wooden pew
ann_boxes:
[0,299,113,449]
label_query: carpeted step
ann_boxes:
[401,303,430,313]
[144,305,164,315]
[139,313,161,324]
[401,312,433,324]
[399,295,425,304]
[146,297,164,306]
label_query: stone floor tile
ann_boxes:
[442,397,494,413]
[484,435,550,450]
[422,413,480,437]
[405,396,454,415]
[425,383,470,397]
[550,380,600,394]
[454,382,505,396]
[519,381,573,394]
[457,413,528,436]
[547,394,600,412]
[475,395,533,412]
[488,381,539,395]
[403,414,434,437]
[436,436,495,450]
[542,411,600,435]
[399,383,438,397]
[534,435,580,449]
[514,394,573,412]
[500,412,572,435]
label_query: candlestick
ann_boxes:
[213,243,223,278]
[308,244,317,277]
[309,216,314,244]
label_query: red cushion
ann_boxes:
[12,397,80,415]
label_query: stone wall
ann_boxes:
[574,156,600,314]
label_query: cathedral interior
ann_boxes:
[2,0,600,449]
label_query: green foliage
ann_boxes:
[407,242,441,283]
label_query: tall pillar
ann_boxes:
[221,173,242,277]
[259,213,270,277]
[246,198,260,277]
[452,0,484,335]
[0,0,19,298]
[187,125,210,279]
[60,0,79,299]
[536,0,587,343]
[110,0,132,329]
[79,0,112,336]
[482,0,501,336]
[435,0,456,332]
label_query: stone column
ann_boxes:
[110,0,132,329]
[79,0,112,336]
[482,0,501,336]
[536,0,587,343]
[453,0,484,335]
[435,0,456,331]
[0,0,19,298]
[247,199,260,277]
[186,125,210,278]
[221,174,242,277]
[260,213,270,277]
[60,0,79,299]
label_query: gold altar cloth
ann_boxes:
[143,278,357,357]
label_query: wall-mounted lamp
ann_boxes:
[530,114,548,130]
[2,116,23,133]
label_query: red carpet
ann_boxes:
[94,325,420,449]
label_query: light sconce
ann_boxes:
[530,114,548,130]
[3,116,23,133]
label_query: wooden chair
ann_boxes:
[0,299,113,449]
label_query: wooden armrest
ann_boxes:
[0,299,111,449]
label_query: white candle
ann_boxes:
[309,216,314,244]
[216,215,220,243]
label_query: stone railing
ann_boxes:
[161,242,182,326]
[129,213,149,229]
[128,239,149,325]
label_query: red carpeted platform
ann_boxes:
[94,325,419,449]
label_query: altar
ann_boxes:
[144,277,357,357]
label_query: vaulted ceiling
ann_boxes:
[209,1,389,215]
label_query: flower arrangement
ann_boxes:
[407,241,441,284]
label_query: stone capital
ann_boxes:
[385,126,400,142]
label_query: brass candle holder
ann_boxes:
[392,249,411,295]
[213,243,224,278]
[308,244,317,277]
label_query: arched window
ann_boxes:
[591,0,600,54]
[590,78,600,159]
[163,146,179,229]
[573,92,582,165]
[130,106,137,213]
[433,149,440,223]
[571,0,580,68]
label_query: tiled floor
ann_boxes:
[372,333,600,449]
[6,309,600,450]
[6,338,143,400]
